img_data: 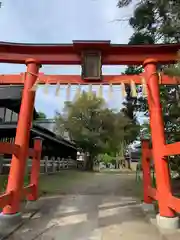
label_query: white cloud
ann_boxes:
[0,0,133,117]
[35,86,67,117]
[0,0,133,43]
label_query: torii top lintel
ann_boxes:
[0,40,179,65]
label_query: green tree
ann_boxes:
[117,0,180,42]
[118,0,180,124]
[55,91,139,171]
[140,121,150,139]
[37,111,47,120]
[98,153,113,168]
[117,0,180,174]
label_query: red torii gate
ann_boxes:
[0,40,180,230]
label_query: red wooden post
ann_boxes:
[141,139,152,204]
[3,59,40,214]
[143,59,174,217]
[28,137,43,201]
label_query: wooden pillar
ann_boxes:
[44,156,48,173]
[52,157,55,173]
[143,59,174,217]
[56,158,58,172]
[28,137,43,201]
[57,157,61,171]
[51,157,53,173]
[141,139,152,204]
[3,59,40,214]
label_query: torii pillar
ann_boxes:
[0,59,40,232]
[143,59,179,229]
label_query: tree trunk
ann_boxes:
[116,159,119,169]
[84,154,94,171]
[126,158,131,169]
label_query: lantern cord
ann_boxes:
[130,80,137,97]
[26,71,39,78]
[26,71,40,91]
[31,78,40,91]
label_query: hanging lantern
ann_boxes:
[108,84,113,100]
[88,84,93,99]
[43,79,50,94]
[66,84,71,101]
[74,84,81,100]
[55,83,60,96]
[97,84,103,98]
[158,72,162,84]
[121,82,127,98]
[88,84,93,94]
[130,80,137,97]
[141,77,148,97]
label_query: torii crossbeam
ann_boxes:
[0,40,179,64]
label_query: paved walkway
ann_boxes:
[10,173,165,240]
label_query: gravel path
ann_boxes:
[9,172,164,240]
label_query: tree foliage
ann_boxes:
[117,0,180,42]
[117,0,180,174]
[55,92,140,170]
[37,111,47,120]
[118,0,180,126]
[98,153,114,167]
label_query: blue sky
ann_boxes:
[0,0,137,118]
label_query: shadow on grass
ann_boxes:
[0,170,143,198]
[1,171,147,239]
[39,170,91,195]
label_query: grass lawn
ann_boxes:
[134,179,143,199]
[0,170,90,195]
[100,169,135,174]
[0,170,93,212]
[0,175,8,193]
[0,170,145,212]
[38,170,90,195]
